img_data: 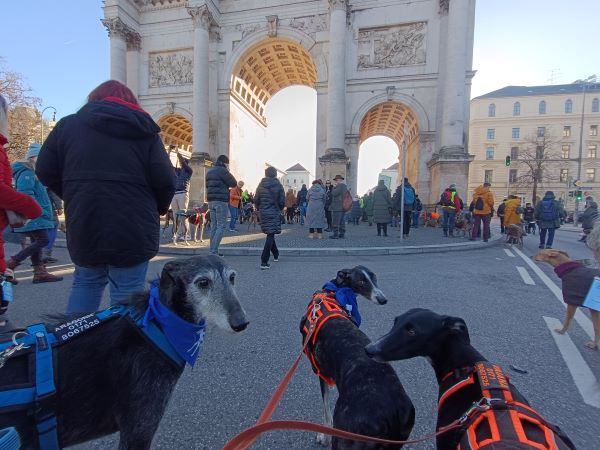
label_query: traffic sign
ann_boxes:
[573,180,583,187]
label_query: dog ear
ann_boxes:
[335,269,351,286]
[442,316,470,341]
[159,261,186,308]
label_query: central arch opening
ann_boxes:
[229,38,318,193]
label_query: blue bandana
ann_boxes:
[323,281,361,327]
[142,282,206,367]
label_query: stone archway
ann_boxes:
[157,114,193,150]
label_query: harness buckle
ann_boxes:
[458,397,493,424]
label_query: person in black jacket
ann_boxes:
[296,184,308,226]
[254,166,285,269]
[36,80,175,313]
[206,154,237,255]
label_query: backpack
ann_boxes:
[415,198,423,211]
[342,190,353,212]
[403,186,415,205]
[440,192,451,206]
[475,196,484,211]
[540,200,557,221]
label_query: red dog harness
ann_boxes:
[439,362,571,450]
[301,290,354,386]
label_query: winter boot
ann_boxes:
[317,232,323,239]
[42,249,58,264]
[308,233,314,239]
[6,259,20,285]
[32,265,63,284]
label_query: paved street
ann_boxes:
[3,226,598,450]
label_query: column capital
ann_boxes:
[188,5,212,30]
[101,17,128,39]
[126,31,141,51]
[328,0,348,12]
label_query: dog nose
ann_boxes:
[376,295,387,305]
[231,321,249,332]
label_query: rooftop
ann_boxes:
[286,163,308,172]
[384,162,399,170]
[474,83,600,100]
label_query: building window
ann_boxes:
[561,144,570,159]
[488,103,496,117]
[486,128,495,139]
[586,168,596,182]
[563,126,571,137]
[509,169,518,183]
[293,178,296,184]
[512,128,520,139]
[559,169,569,182]
[484,170,493,184]
[565,99,573,113]
[593,98,599,113]
[589,144,598,159]
[485,147,494,160]
[539,100,546,115]
[513,102,521,116]
[537,127,545,137]
[591,125,598,136]
[510,147,519,160]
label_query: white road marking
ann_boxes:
[513,248,595,340]
[543,316,600,408]
[504,248,515,257]
[516,266,535,285]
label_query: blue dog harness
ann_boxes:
[0,283,205,450]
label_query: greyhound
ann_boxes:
[366,308,575,450]
[0,255,248,450]
[300,266,415,449]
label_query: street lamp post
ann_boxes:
[399,122,409,240]
[40,106,57,142]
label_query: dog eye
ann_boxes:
[196,278,211,288]
[229,274,235,284]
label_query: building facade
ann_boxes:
[468,83,600,211]
[102,0,476,204]
[282,163,311,193]
[378,162,399,190]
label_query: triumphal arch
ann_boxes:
[102,0,476,202]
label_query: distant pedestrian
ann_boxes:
[254,166,285,269]
[370,179,392,236]
[534,191,564,249]
[43,189,62,263]
[324,180,333,231]
[350,195,362,225]
[296,184,308,226]
[523,202,536,234]
[228,180,244,232]
[285,188,296,224]
[412,195,423,228]
[306,180,327,238]
[393,178,416,238]
[364,191,374,226]
[497,198,507,233]
[8,144,63,284]
[469,182,494,242]
[439,184,462,237]
[329,175,348,239]
[206,155,237,256]
[503,195,522,228]
[580,197,598,242]
[37,80,175,312]
[170,147,193,242]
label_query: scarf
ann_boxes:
[142,281,206,367]
[323,281,361,327]
[554,261,584,279]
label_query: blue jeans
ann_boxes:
[412,210,420,227]
[299,203,307,225]
[45,225,58,251]
[539,228,556,247]
[229,205,239,231]
[66,261,149,313]
[442,210,456,235]
[209,201,228,254]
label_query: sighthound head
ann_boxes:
[159,255,249,333]
[365,308,468,362]
[335,265,387,305]
[532,249,571,267]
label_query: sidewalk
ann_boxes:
[158,221,501,256]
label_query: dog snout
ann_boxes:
[228,309,249,333]
[376,294,387,305]
[231,321,249,332]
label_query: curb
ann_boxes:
[155,235,503,257]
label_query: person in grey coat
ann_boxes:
[580,198,598,242]
[306,180,327,238]
[534,191,565,249]
[330,174,348,239]
[254,166,285,269]
[369,179,392,236]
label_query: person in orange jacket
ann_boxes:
[469,182,495,242]
[228,180,244,232]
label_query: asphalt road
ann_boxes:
[3,227,598,450]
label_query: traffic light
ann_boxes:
[505,156,511,167]
[568,191,574,198]
[575,190,583,201]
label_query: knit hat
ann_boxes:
[216,155,229,165]
[449,184,457,190]
[26,143,42,159]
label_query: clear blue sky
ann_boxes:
[1,0,597,193]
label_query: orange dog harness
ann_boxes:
[439,362,572,450]
[301,290,354,386]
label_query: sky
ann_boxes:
[1,0,598,194]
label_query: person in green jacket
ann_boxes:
[368,179,392,236]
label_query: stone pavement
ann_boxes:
[159,220,501,256]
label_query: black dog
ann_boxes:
[366,308,575,450]
[300,266,415,449]
[0,256,249,450]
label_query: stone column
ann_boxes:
[102,18,128,83]
[188,5,211,157]
[126,31,141,97]
[439,0,470,154]
[326,0,347,154]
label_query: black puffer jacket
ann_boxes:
[206,161,237,202]
[37,99,175,267]
[254,176,285,235]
